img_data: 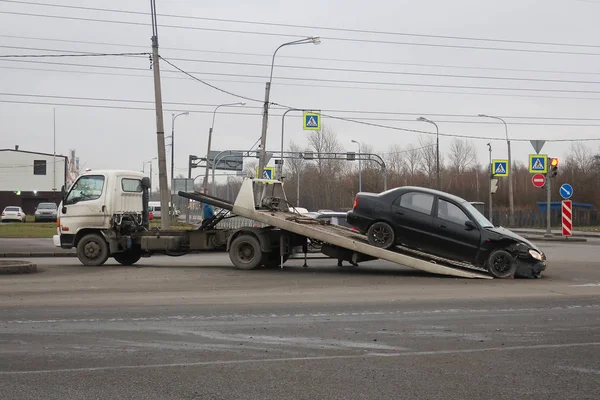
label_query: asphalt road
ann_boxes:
[1,241,599,399]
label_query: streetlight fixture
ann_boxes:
[417,116,441,190]
[257,36,321,179]
[170,111,188,220]
[142,157,157,189]
[351,140,362,192]
[478,114,513,227]
[202,102,245,193]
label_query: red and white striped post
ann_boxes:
[562,200,572,237]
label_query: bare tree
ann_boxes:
[448,138,477,174]
[418,136,438,186]
[402,144,422,179]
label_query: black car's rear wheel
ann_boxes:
[367,222,395,249]
[486,249,517,278]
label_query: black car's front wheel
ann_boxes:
[367,221,395,249]
[486,249,517,278]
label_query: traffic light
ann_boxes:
[14,190,21,196]
[549,157,559,178]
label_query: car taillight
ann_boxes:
[17,213,21,216]
[353,195,359,209]
[1,212,4,216]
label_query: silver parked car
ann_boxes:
[2,206,26,223]
[34,202,58,222]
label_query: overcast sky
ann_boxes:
[1,0,599,185]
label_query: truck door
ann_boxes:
[61,174,108,229]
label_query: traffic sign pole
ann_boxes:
[545,174,552,237]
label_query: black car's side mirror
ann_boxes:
[465,220,477,230]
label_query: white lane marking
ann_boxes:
[0,342,598,375]
[162,329,405,351]
[559,366,600,375]
[3,304,599,325]
[570,283,600,287]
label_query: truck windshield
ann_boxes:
[66,175,105,205]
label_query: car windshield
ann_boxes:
[462,201,493,228]
[38,203,56,209]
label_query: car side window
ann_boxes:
[438,199,470,226]
[395,192,434,215]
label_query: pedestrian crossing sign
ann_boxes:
[529,154,548,174]
[303,112,321,130]
[255,167,275,180]
[492,159,509,177]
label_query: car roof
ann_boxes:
[381,186,468,204]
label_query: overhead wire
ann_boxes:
[2,10,600,56]
[4,33,600,77]
[1,0,599,50]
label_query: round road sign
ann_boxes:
[532,173,546,188]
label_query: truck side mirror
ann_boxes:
[141,177,151,189]
[60,185,66,200]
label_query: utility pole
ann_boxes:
[52,108,57,203]
[150,0,170,230]
[487,143,493,224]
[545,173,552,237]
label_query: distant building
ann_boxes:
[0,147,68,214]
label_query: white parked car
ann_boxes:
[2,206,26,223]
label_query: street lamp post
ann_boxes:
[351,140,362,192]
[257,36,321,180]
[479,114,513,227]
[203,102,245,193]
[417,117,440,190]
[170,111,188,220]
[143,157,157,190]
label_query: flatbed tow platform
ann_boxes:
[180,179,491,279]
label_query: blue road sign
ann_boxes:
[492,160,509,177]
[529,154,548,174]
[560,183,573,200]
[303,112,321,130]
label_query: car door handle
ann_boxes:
[395,211,404,215]
[439,224,447,228]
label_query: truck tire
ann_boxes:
[367,221,395,249]
[486,249,517,279]
[113,248,142,266]
[229,235,263,270]
[76,233,110,266]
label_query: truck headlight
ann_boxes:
[528,249,542,261]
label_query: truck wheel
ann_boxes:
[113,248,142,266]
[486,249,517,278]
[229,235,263,270]
[76,233,110,266]
[367,222,395,249]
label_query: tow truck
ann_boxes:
[54,169,490,279]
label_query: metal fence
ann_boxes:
[488,209,598,228]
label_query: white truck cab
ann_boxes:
[54,170,150,265]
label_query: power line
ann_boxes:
[6,43,600,84]
[5,58,600,95]
[4,33,600,77]
[2,0,599,50]
[2,99,600,143]
[2,10,600,56]
[5,92,600,121]
[158,56,262,103]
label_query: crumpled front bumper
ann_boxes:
[515,257,547,278]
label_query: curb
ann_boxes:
[523,236,588,243]
[514,229,600,239]
[0,252,77,258]
[0,260,38,274]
